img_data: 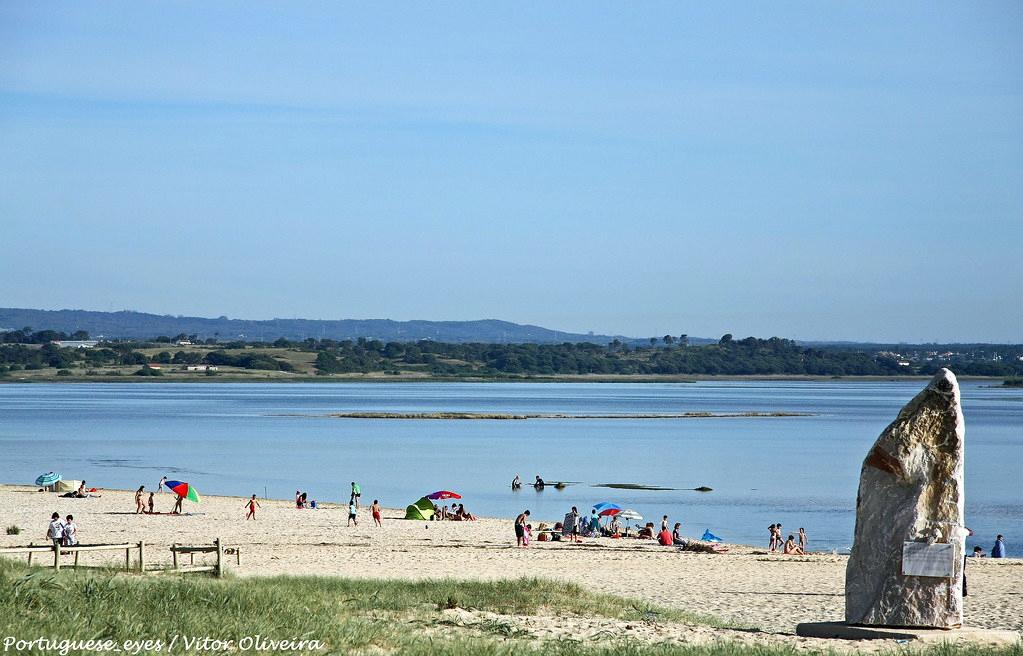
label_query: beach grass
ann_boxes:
[0,560,1018,655]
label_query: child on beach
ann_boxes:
[514,510,530,546]
[768,524,777,551]
[147,492,155,514]
[350,481,361,508]
[62,515,78,546]
[799,527,807,550]
[523,524,532,546]
[158,475,167,493]
[244,494,260,520]
[371,500,382,526]
[348,501,358,526]
[46,512,64,549]
[135,486,146,514]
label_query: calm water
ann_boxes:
[0,380,1019,551]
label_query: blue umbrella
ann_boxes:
[35,472,62,487]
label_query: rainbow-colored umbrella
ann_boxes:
[427,490,461,500]
[164,480,201,503]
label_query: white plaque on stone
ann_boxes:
[902,542,955,578]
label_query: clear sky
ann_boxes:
[1,3,1021,342]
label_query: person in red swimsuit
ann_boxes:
[244,494,261,520]
[371,499,382,527]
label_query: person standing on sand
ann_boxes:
[244,494,260,520]
[172,493,184,514]
[514,510,530,546]
[135,486,146,514]
[661,515,669,532]
[371,500,382,526]
[798,527,807,550]
[158,476,167,493]
[768,524,777,551]
[147,492,155,514]
[62,515,78,546]
[350,482,361,508]
[46,512,64,549]
[347,500,358,526]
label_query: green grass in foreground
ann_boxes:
[0,560,1018,656]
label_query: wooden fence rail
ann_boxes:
[0,542,144,572]
[1,538,236,577]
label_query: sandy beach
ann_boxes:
[1,484,1020,652]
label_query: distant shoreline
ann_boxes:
[324,411,814,420]
[0,373,1008,384]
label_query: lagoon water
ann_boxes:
[0,380,1019,551]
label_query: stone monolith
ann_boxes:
[845,368,966,628]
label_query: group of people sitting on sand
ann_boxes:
[434,503,477,521]
[768,523,807,554]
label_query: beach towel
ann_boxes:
[701,529,723,543]
[562,512,577,536]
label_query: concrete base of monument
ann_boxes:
[796,622,1021,646]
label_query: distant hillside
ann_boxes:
[0,308,638,344]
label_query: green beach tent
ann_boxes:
[404,496,435,520]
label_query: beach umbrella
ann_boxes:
[35,472,62,487]
[164,480,201,503]
[592,502,622,517]
[618,509,643,521]
[427,490,462,500]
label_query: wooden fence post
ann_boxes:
[27,542,33,567]
[215,538,224,578]
[125,547,130,572]
[138,541,146,573]
[53,544,60,572]
[172,543,179,570]
[74,550,80,569]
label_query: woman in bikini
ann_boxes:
[135,486,145,514]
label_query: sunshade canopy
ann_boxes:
[164,480,201,503]
[35,472,62,486]
[427,490,461,500]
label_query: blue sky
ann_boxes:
[1,3,1020,342]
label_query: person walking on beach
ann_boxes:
[798,527,808,551]
[350,482,361,508]
[768,524,777,551]
[135,486,146,514]
[347,500,358,526]
[147,492,155,514]
[244,494,261,520]
[62,515,78,547]
[371,500,382,527]
[514,510,530,546]
[158,475,167,493]
[46,512,64,549]
[992,534,1006,558]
